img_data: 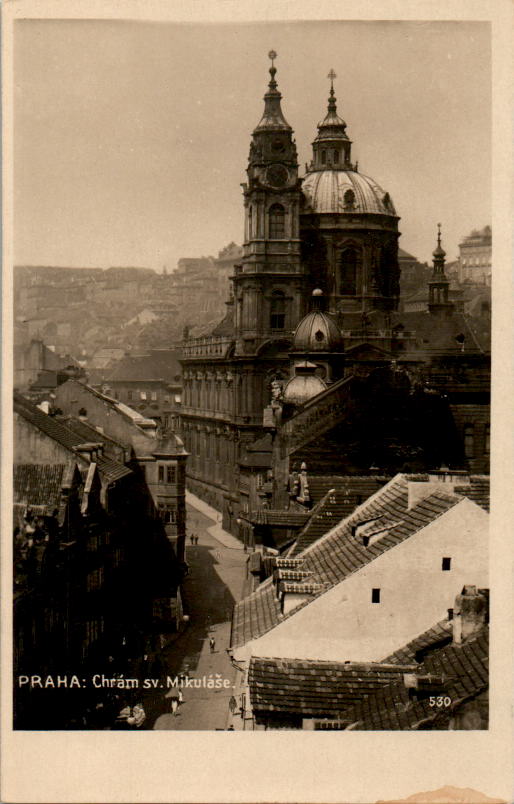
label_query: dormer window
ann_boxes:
[314,330,325,342]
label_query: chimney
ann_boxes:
[407,480,443,510]
[453,585,488,645]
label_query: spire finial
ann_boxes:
[328,68,337,91]
[268,49,278,88]
[437,222,442,248]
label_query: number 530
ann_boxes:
[429,696,451,707]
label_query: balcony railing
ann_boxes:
[182,336,233,358]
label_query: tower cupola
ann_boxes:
[428,224,454,316]
[310,70,354,171]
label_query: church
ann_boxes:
[179,54,490,537]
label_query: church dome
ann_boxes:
[293,309,343,352]
[283,369,327,406]
[302,169,396,216]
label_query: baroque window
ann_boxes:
[339,247,358,295]
[270,290,286,330]
[269,204,285,239]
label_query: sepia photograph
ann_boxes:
[3,2,513,802]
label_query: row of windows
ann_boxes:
[461,256,490,267]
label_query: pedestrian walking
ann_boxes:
[178,689,183,704]
[209,637,216,653]
[190,533,194,545]
[171,698,178,716]
[196,535,200,546]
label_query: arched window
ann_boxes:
[339,248,358,295]
[270,290,286,330]
[333,150,339,164]
[269,204,285,239]
[464,425,474,459]
[248,206,253,239]
[321,150,327,165]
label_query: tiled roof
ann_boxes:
[290,476,391,556]
[106,349,182,383]
[250,509,311,527]
[14,464,69,511]
[15,393,80,452]
[231,474,461,649]
[344,628,488,730]
[231,581,281,649]
[57,415,129,451]
[14,394,132,484]
[454,476,490,512]
[306,475,390,506]
[380,620,453,665]
[248,657,408,717]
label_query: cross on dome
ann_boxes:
[268,50,277,65]
[327,68,337,90]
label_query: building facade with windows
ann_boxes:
[458,226,491,285]
[180,57,490,535]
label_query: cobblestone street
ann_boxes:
[146,498,248,730]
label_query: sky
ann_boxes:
[13,19,491,271]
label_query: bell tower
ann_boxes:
[235,51,306,354]
[428,224,454,316]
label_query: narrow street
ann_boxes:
[143,498,248,730]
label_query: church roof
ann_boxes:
[302,169,397,215]
[293,310,343,352]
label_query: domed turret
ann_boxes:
[293,300,343,352]
[282,361,327,406]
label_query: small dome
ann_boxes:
[302,169,396,216]
[283,374,327,406]
[293,310,343,352]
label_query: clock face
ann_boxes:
[266,164,289,188]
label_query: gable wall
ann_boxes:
[236,499,488,662]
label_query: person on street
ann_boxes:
[209,637,216,653]
[171,698,178,716]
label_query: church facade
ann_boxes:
[179,55,490,535]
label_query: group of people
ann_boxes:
[189,533,200,546]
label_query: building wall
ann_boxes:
[54,380,156,448]
[14,412,80,467]
[235,499,488,662]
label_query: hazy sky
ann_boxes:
[14,19,491,270]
